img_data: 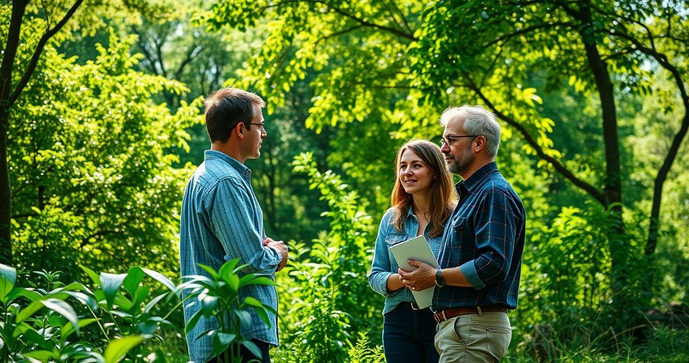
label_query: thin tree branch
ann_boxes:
[9,0,85,108]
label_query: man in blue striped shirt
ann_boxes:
[399,105,525,362]
[180,88,289,362]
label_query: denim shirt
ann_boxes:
[368,207,443,315]
[180,150,282,362]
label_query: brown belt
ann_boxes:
[433,306,508,323]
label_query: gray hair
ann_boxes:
[439,105,501,157]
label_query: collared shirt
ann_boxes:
[368,207,444,315]
[180,150,282,363]
[433,162,525,310]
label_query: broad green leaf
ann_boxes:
[240,340,263,361]
[132,285,151,307]
[62,318,96,340]
[123,267,144,296]
[234,309,252,329]
[104,335,144,363]
[17,300,45,323]
[199,292,218,316]
[142,268,176,291]
[23,350,55,361]
[196,264,219,279]
[137,321,157,335]
[100,273,127,308]
[22,327,53,350]
[0,263,17,302]
[113,294,134,311]
[218,258,240,280]
[6,287,42,302]
[185,309,205,334]
[80,265,102,287]
[40,298,80,335]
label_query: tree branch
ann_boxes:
[9,0,85,108]
[469,82,606,205]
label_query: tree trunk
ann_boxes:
[0,1,29,265]
[577,2,627,305]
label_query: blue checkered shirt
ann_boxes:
[433,162,526,310]
[179,150,282,362]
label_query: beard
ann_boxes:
[445,145,474,176]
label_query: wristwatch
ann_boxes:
[435,267,446,287]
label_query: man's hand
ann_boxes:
[265,237,288,272]
[397,259,436,291]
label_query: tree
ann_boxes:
[9,28,202,275]
[206,0,689,310]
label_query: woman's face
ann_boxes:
[398,148,435,196]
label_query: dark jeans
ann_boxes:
[208,339,271,363]
[383,302,440,363]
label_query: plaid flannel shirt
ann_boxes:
[433,162,525,310]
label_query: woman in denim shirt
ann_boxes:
[368,140,456,363]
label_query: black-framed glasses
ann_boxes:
[439,134,478,147]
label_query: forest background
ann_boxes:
[1,0,689,361]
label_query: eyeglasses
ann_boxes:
[439,134,478,147]
[245,122,265,129]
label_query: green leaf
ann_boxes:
[142,268,176,291]
[196,264,219,279]
[6,287,42,302]
[62,318,97,340]
[0,263,17,302]
[40,298,80,335]
[104,335,144,363]
[132,285,151,307]
[218,258,240,281]
[137,321,157,335]
[143,292,169,314]
[23,350,55,361]
[17,300,45,323]
[240,340,263,361]
[185,309,205,334]
[100,273,127,308]
[80,265,102,287]
[123,267,144,296]
[234,309,252,329]
[199,291,218,316]
[22,327,53,350]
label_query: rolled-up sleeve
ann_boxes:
[368,212,401,297]
[461,188,519,289]
[205,179,282,274]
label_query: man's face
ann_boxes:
[244,105,267,160]
[440,117,475,177]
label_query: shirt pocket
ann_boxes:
[450,216,470,249]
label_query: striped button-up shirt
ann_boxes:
[180,150,282,362]
[434,162,525,310]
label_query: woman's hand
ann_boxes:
[398,260,436,291]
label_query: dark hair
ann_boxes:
[204,88,266,143]
[390,140,456,237]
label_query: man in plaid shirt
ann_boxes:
[399,105,526,362]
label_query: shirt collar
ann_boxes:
[204,150,252,177]
[455,162,498,193]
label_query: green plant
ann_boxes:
[0,263,146,362]
[181,258,277,362]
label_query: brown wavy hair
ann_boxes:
[390,139,457,237]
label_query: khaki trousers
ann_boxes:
[434,312,511,362]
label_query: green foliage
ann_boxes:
[0,263,155,362]
[272,153,380,362]
[181,258,277,362]
[9,28,203,277]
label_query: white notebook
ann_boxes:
[389,235,439,309]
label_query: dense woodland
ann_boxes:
[1,0,688,361]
